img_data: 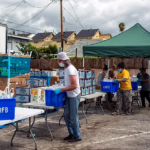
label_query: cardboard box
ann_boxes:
[59,78,65,86]
[26,79,46,87]
[80,79,85,88]
[34,71,42,77]
[92,78,96,86]
[81,88,86,96]
[93,86,96,93]
[59,69,65,78]
[39,87,47,103]
[30,88,41,104]
[79,70,85,79]
[50,76,59,85]
[16,95,30,103]
[85,87,89,95]
[91,70,95,79]
[16,87,31,95]
[16,103,26,108]
[89,86,93,94]
[85,71,92,79]
[21,78,27,87]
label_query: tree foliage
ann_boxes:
[119,22,125,32]
[17,43,58,59]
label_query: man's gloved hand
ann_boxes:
[137,79,141,82]
[54,89,61,95]
[113,79,118,83]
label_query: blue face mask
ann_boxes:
[118,69,122,73]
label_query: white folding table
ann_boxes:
[0,107,44,150]
[81,91,106,115]
[23,103,55,141]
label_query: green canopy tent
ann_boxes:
[83,23,150,68]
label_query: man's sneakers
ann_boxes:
[68,137,82,143]
[64,135,82,142]
[64,134,74,140]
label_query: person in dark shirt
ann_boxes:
[137,68,142,86]
[140,68,150,108]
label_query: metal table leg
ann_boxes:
[11,122,18,146]
[45,109,53,141]
[31,116,36,128]
[11,119,38,150]
[59,113,64,126]
[86,102,92,114]
[27,116,36,137]
[29,117,37,150]
[98,97,105,115]
[82,102,87,124]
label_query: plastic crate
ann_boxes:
[101,81,119,93]
[0,98,16,120]
[45,90,66,107]
[0,56,30,78]
[131,81,138,91]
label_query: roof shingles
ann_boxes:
[32,32,53,40]
[76,29,99,38]
[52,31,75,40]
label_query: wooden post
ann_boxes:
[75,48,77,59]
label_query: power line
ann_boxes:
[8,28,34,34]
[63,6,84,28]
[0,1,22,11]
[86,1,117,24]
[23,0,51,8]
[67,0,84,29]
[71,0,104,23]
[0,2,23,19]
[0,18,47,32]
[63,16,76,25]
[13,1,53,29]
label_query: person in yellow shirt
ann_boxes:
[112,62,132,115]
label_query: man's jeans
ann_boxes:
[64,94,82,139]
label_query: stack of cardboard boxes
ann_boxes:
[0,73,30,97]
[16,86,46,107]
[30,70,58,86]
[59,69,65,86]
[79,70,96,96]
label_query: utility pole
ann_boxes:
[60,0,63,52]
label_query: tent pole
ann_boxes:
[108,58,110,69]
[148,59,150,75]
[83,56,85,68]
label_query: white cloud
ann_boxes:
[0,0,150,36]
